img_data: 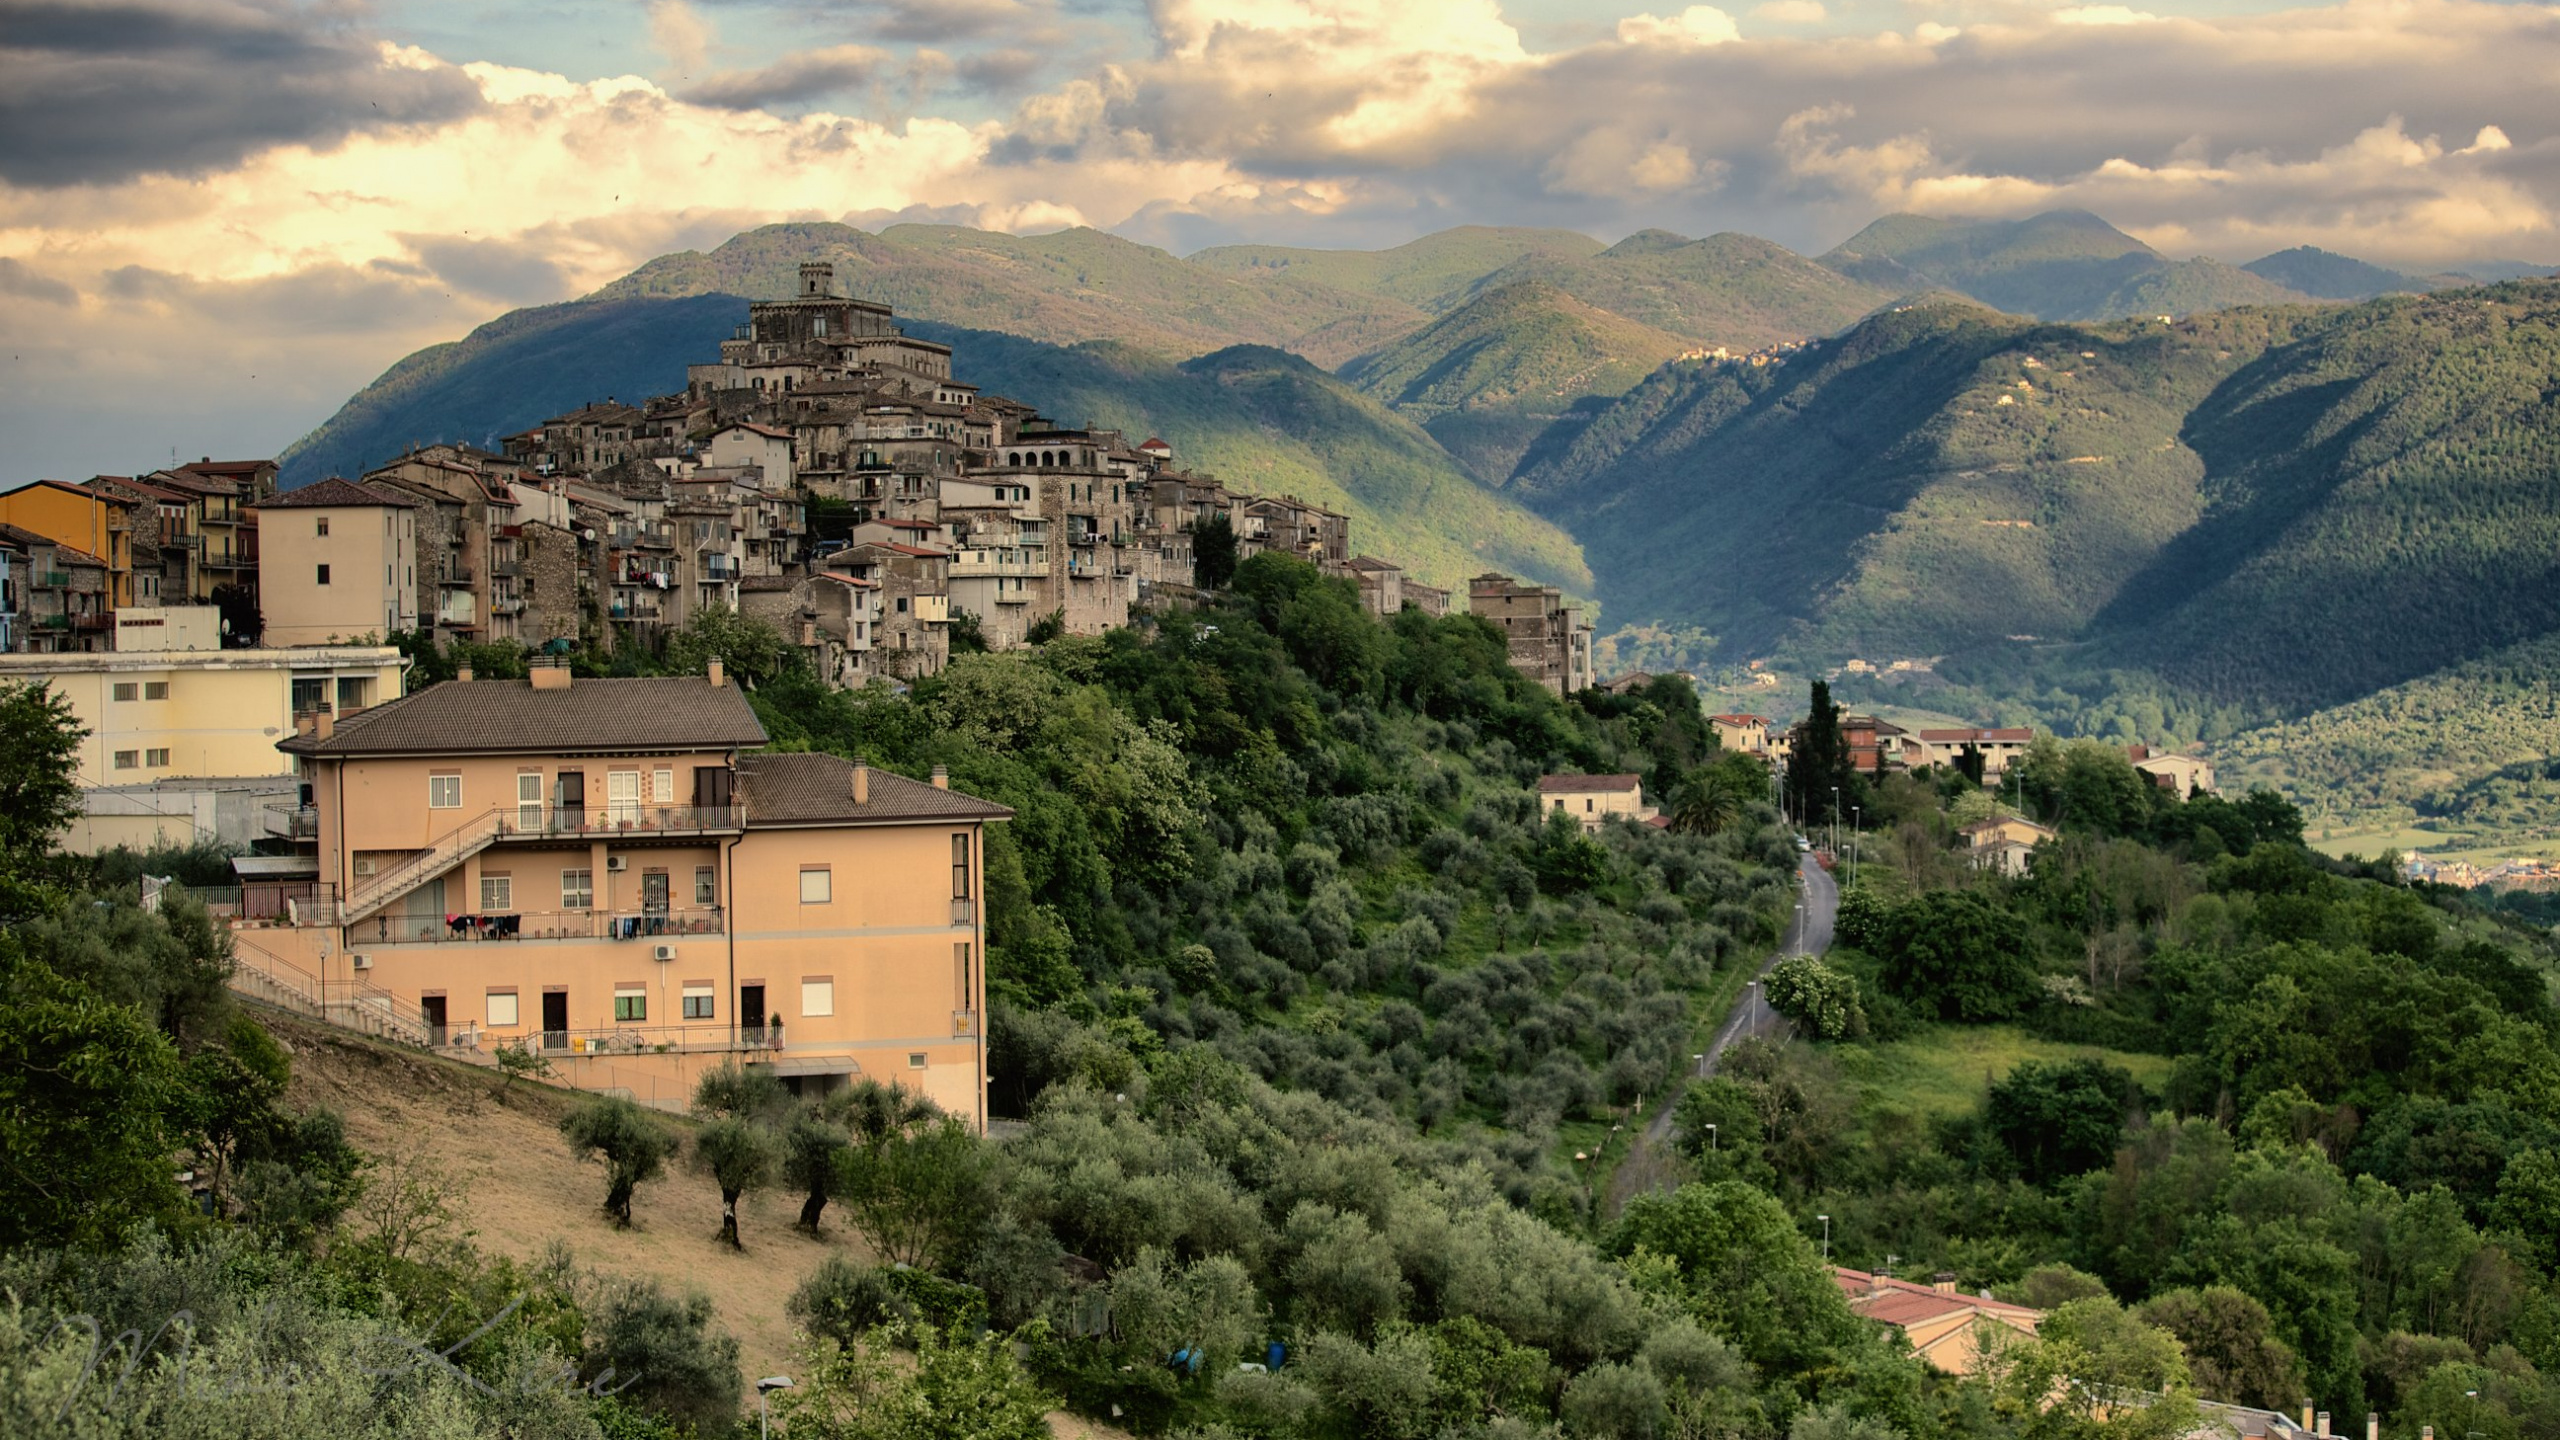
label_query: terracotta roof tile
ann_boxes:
[1536,773,1643,794]
[736,753,1012,826]
[257,478,421,510]
[281,674,764,756]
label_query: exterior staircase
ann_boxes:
[339,809,505,924]
[227,930,435,1048]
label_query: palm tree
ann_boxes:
[1670,768,1750,836]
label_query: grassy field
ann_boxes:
[1832,1025,2175,1119]
[2306,821,2560,866]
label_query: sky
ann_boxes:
[2,0,2558,487]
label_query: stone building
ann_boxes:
[1467,572,1595,695]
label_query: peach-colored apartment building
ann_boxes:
[236,660,1010,1122]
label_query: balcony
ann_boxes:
[489,559,522,578]
[442,569,474,587]
[73,613,111,631]
[531,1020,780,1057]
[351,905,726,947]
[493,803,743,841]
[951,557,1044,579]
[267,802,319,840]
[38,570,68,588]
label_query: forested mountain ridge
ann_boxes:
[1818,210,2312,321]
[1521,279,2560,717]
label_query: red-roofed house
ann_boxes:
[1709,713,1771,755]
[1834,1268,2042,1375]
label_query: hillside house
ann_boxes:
[1960,814,2058,876]
[251,478,422,646]
[1347,555,1404,617]
[1709,713,1771,755]
[1469,572,1596,695]
[244,663,1011,1121]
[2128,745,2216,798]
[1834,1268,2041,1376]
[1902,727,2035,778]
[1537,773,1656,832]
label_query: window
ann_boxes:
[652,768,674,804]
[562,868,592,909]
[292,677,326,714]
[682,984,715,1020]
[428,774,461,808]
[801,978,835,1017]
[480,874,512,911]
[952,834,972,900]
[316,517,329,537]
[896,596,909,613]
[956,942,973,1009]
[145,748,169,768]
[694,866,716,906]
[614,987,647,1022]
[486,991,519,1027]
[336,676,367,712]
[316,563,331,585]
[113,750,138,770]
[144,681,167,700]
[908,1052,928,1069]
[800,867,831,904]
[113,682,138,702]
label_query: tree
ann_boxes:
[0,680,83,908]
[691,1116,777,1250]
[558,1096,679,1227]
[773,1324,1054,1440]
[1025,608,1067,646]
[1671,753,1764,837]
[2136,1286,2305,1409]
[1986,1058,2131,1186]
[783,1103,853,1233]
[1192,512,1239,590]
[1607,1181,1867,1378]
[834,1112,995,1270]
[1763,955,1867,1040]
[946,607,989,655]
[1876,890,2038,1021]
[1784,681,1856,829]
[582,1273,744,1436]
[0,947,191,1249]
[692,1059,787,1121]
[664,605,793,685]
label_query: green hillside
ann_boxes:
[1821,210,2312,320]
[1340,281,1694,484]
[2242,245,2442,301]
[1512,300,2293,659]
[1482,230,1898,350]
[2094,280,2560,708]
[588,220,1421,367]
[1186,225,1605,312]
[921,330,1593,594]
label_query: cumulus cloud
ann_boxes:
[0,0,485,187]
[1751,1,1827,23]
[0,255,76,303]
[1617,7,1742,48]
[681,44,893,109]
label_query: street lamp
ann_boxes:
[1704,1123,1719,1152]
[757,1376,795,1440]
[1818,1213,1831,1261]
[1831,786,1840,859]
[1692,1051,1706,1077]
[1852,806,1862,886]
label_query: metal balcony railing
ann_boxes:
[352,906,726,946]
[494,803,743,840]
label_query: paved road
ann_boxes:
[1642,852,1839,1149]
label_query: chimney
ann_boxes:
[708,657,725,688]
[852,757,869,805]
[931,764,949,790]
[1932,1273,1957,1294]
[2305,1407,2315,1434]
[2319,1415,2331,1438]
[2367,1417,2379,1440]
[531,660,570,691]
[315,702,334,740]
[294,710,316,737]
[457,663,474,683]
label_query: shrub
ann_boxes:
[557,1097,679,1228]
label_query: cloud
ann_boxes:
[681,44,892,109]
[648,0,715,75]
[0,256,76,303]
[0,0,485,187]
[858,0,1052,44]
[2053,6,2159,25]
[1617,7,1742,48]
[1751,1,1827,23]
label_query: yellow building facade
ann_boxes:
[251,478,422,645]
[0,479,133,608]
[239,665,1008,1123]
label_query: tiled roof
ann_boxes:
[256,478,421,510]
[178,459,273,477]
[281,675,765,756]
[1536,772,1643,794]
[736,752,1012,826]
[1709,713,1767,725]
[0,522,107,567]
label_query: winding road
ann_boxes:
[1637,851,1840,1153]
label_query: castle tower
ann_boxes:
[799,262,835,299]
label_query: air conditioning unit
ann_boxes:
[353,857,378,877]
[350,953,373,971]
[654,944,677,962]
[605,856,628,872]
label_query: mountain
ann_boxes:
[1187,226,1607,313]
[1821,210,2309,320]
[1339,281,1694,484]
[2241,245,2442,301]
[1514,279,2560,713]
[589,221,1422,368]
[1479,230,1898,350]
[278,288,1587,595]
[921,332,1592,594]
